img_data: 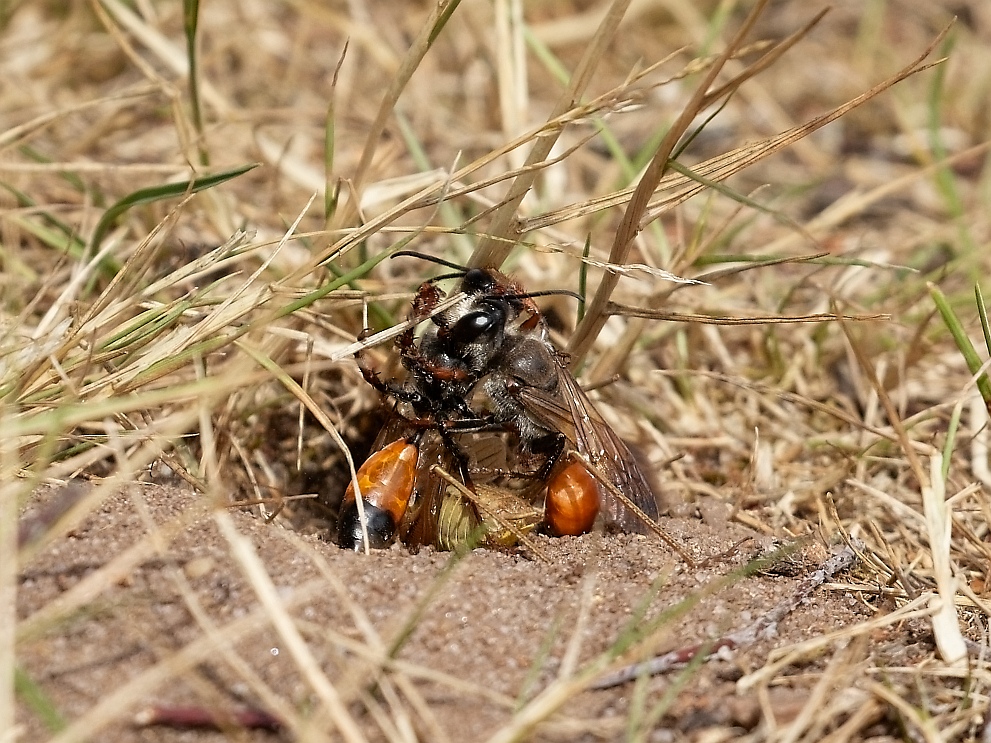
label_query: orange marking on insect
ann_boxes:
[545,460,601,536]
[344,439,419,523]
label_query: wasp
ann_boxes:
[338,257,544,551]
[336,415,545,554]
[338,254,689,561]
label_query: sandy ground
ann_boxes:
[4,1,989,740]
[15,481,884,741]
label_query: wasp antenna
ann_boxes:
[507,289,586,304]
[426,271,470,285]
[391,250,470,273]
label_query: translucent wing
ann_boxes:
[400,428,454,550]
[518,368,659,533]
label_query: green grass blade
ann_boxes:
[976,284,991,358]
[17,144,90,196]
[324,98,337,221]
[324,42,348,222]
[665,159,814,244]
[395,111,471,258]
[275,240,414,323]
[89,163,258,254]
[523,22,670,261]
[0,181,90,260]
[15,666,66,732]
[672,95,733,160]
[349,0,465,209]
[577,234,590,324]
[183,0,208,166]
[7,214,89,264]
[930,282,991,406]
[98,298,198,354]
[524,27,636,178]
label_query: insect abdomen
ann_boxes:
[337,439,419,551]
[544,461,601,536]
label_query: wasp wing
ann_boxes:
[518,368,659,533]
[401,428,454,550]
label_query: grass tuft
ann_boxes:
[5,1,991,740]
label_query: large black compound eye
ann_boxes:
[448,307,500,345]
[460,268,497,295]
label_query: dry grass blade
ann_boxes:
[921,453,968,666]
[760,140,991,256]
[775,637,868,743]
[0,86,156,153]
[486,544,794,741]
[839,315,928,513]
[41,578,333,743]
[607,306,888,324]
[16,428,203,639]
[737,595,936,693]
[568,0,776,362]
[234,340,365,548]
[866,682,943,743]
[593,542,861,689]
[469,0,634,269]
[213,511,364,743]
[517,26,948,243]
[638,54,949,225]
[9,2,991,740]
[570,17,951,363]
[0,415,16,740]
[697,10,829,111]
[145,538,301,735]
[342,0,463,223]
[840,314,969,669]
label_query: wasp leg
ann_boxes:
[355,328,442,413]
[526,432,567,480]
